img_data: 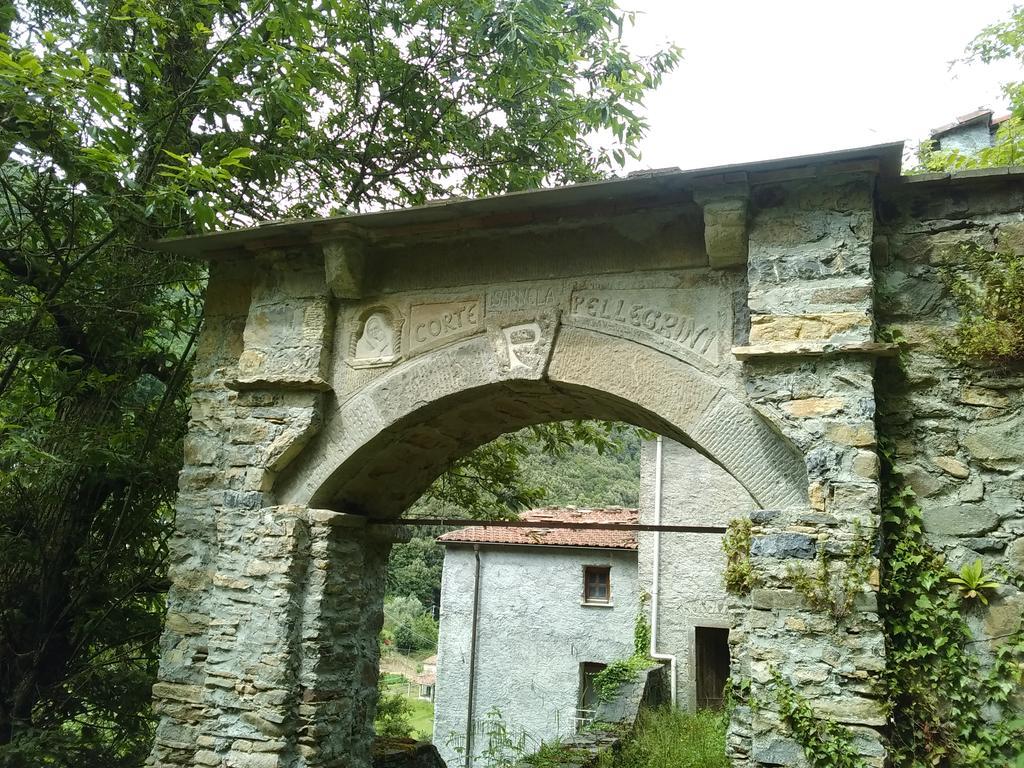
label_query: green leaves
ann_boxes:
[878,442,1024,767]
[771,670,866,768]
[947,559,1001,605]
[0,0,678,760]
[939,244,1024,366]
[722,518,756,596]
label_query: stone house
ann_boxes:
[432,507,642,766]
[415,655,437,702]
[930,108,1011,154]
[433,435,756,765]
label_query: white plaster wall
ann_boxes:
[936,122,994,155]
[433,545,640,767]
[638,438,756,710]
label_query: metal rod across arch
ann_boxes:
[368,517,729,534]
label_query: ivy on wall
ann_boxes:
[879,442,1024,767]
[786,523,874,624]
[940,245,1024,365]
[592,610,654,702]
[771,670,866,768]
[723,518,757,596]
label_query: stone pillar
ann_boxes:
[149,250,349,768]
[197,505,311,767]
[150,257,257,766]
[728,168,891,767]
[294,510,390,767]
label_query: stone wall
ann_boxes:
[433,545,641,767]
[875,172,1024,649]
[727,169,888,768]
[147,144,1022,768]
[509,665,669,768]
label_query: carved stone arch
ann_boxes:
[274,325,807,515]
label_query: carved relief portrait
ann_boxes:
[349,308,400,368]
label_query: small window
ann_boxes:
[584,566,611,603]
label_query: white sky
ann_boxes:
[618,0,1021,171]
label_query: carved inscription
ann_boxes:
[487,285,558,313]
[503,322,543,371]
[569,292,717,357]
[408,300,481,353]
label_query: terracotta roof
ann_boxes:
[437,507,639,550]
[931,108,994,137]
[930,109,1012,138]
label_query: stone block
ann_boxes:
[984,590,1024,645]
[752,733,805,766]
[781,397,845,418]
[922,505,1000,537]
[826,423,875,448]
[960,386,1009,408]
[152,682,205,704]
[751,533,817,559]
[933,456,970,479]
[322,237,365,298]
[749,312,872,344]
[813,695,887,727]
[852,451,879,480]
[702,198,749,269]
[964,418,1024,468]
[1007,538,1024,575]
[996,221,1024,255]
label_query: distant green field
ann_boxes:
[383,677,434,741]
[407,696,434,740]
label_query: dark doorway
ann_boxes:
[578,662,608,726]
[695,627,730,710]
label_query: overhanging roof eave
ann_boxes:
[152,141,906,257]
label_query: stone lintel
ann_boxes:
[322,237,366,299]
[732,341,899,360]
[364,523,414,544]
[227,376,332,392]
[693,184,749,269]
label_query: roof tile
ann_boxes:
[437,507,638,550]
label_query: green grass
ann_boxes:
[406,696,434,740]
[605,708,728,768]
[522,742,590,766]
[378,675,435,741]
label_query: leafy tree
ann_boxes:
[919,6,1024,169]
[0,0,679,763]
[383,595,438,653]
[374,676,414,739]
[388,535,445,608]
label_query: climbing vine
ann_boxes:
[940,244,1024,365]
[592,610,654,702]
[879,441,1024,767]
[771,670,867,768]
[723,518,757,595]
[786,523,874,623]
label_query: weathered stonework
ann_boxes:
[875,172,1024,649]
[149,145,1022,768]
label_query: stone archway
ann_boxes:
[276,325,807,516]
[150,145,899,768]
